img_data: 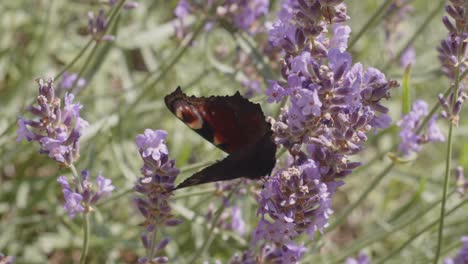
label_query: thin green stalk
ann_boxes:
[68,164,91,264]
[327,163,394,232]
[348,0,393,49]
[188,182,241,263]
[54,40,94,80]
[57,0,125,82]
[330,190,456,264]
[127,18,208,112]
[70,0,125,94]
[433,124,454,263]
[97,188,133,206]
[79,212,91,264]
[377,197,468,264]
[433,4,467,261]
[172,188,216,200]
[70,164,79,178]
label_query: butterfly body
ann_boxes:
[164,87,276,189]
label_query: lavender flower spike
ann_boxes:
[174,0,269,37]
[0,253,15,264]
[17,78,89,166]
[134,129,180,261]
[59,72,86,91]
[437,0,467,123]
[346,252,371,264]
[255,0,397,257]
[397,100,444,156]
[444,236,468,264]
[58,171,115,218]
[88,9,115,41]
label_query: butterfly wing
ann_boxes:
[164,87,269,153]
[164,87,277,189]
[175,130,276,189]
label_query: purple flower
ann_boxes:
[266,81,288,103]
[136,129,169,162]
[174,0,270,36]
[17,78,89,166]
[134,129,180,261]
[62,189,85,218]
[255,0,397,252]
[231,206,246,235]
[346,252,371,264]
[444,236,468,264]
[400,47,416,68]
[59,72,86,91]
[58,171,115,218]
[175,0,191,18]
[437,1,467,123]
[397,100,444,156]
[0,253,15,264]
[330,24,351,52]
[254,158,343,245]
[88,9,115,41]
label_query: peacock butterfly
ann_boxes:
[164,87,277,189]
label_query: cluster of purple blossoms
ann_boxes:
[134,129,181,263]
[17,78,89,166]
[437,0,467,124]
[397,100,444,156]
[59,72,86,92]
[204,181,248,235]
[57,170,115,218]
[174,0,269,38]
[251,0,397,255]
[444,236,468,264]
[206,204,247,235]
[0,253,14,264]
[346,252,371,264]
[88,1,138,42]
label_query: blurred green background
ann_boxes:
[0,0,467,263]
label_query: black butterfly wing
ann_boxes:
[164,87,269,154]
[164,87,277,189]
[175,130,276,189]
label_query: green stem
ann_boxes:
[348,0,393,49]
[433,6,467,262]
[54,40,94,80]
[79,212,91,264]
[433,124,454,263]
[188,182,241,263]
[327,163,394,232]
[127,18,207,112]
[377,196,468,264]
[70,0,125,94]
[331,190,456,264]
[97,188,133,206]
